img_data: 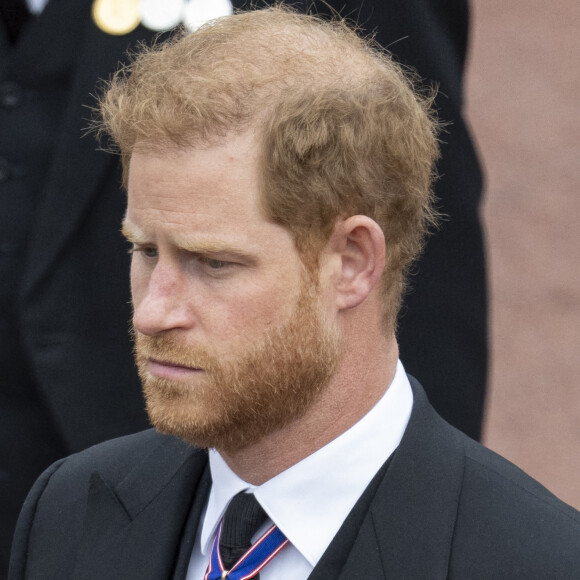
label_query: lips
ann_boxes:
[148,358,203,380]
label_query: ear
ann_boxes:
[329,216,386,311]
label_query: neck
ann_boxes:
[218,331,399,485]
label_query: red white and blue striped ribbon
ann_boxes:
[204,519,289,580]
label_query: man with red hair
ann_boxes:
[9,8,578,580]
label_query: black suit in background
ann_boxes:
[0,0,486,574]
[9,379,580,579]
[0,1,155,572]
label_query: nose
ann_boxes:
[132,263,194,336]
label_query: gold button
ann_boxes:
[92,0,140,36]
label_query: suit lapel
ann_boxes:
[70,380,464,579]
[72,436,209,580]
[336,378,465,579]
[21,5,158,297]
[335,516,384,579]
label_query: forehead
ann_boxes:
[126,133,264,227]
[124,134,302,261]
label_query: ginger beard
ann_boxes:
[135,279,342,452]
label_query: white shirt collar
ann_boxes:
[201,360,413,567]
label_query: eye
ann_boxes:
[143,246,158,259]
[203,257,228,269]
[129,244,158,259]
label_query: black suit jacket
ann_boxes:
[13,1,158,452]
[9,378,580,579]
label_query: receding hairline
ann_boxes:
[97,5,410,158]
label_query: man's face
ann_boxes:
[125,134,341,451]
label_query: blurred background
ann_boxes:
[466,0,580,509]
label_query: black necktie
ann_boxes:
[0,0,31,43]
[219,491,268,572]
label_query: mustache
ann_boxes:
[134,332,219,370]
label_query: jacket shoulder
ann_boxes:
[21,429,199,516]
[451,436,580,578]
[9,430,204,579]
[54,429,191,479]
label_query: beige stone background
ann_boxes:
[465,0,580,509]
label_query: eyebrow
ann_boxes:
[121,219,258,264]
[121,220,145,243]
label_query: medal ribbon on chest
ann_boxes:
[204,520,289,580]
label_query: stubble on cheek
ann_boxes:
[133,283,342,452]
